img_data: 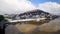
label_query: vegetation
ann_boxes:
[0,15,5,22]
[24,20,50,25]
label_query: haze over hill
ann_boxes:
[14,9,59,20]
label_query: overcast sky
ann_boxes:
[0,0,60,15]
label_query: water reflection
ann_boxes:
[5,17,60,34]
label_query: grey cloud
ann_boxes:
[38,2,60,15]
[0,0,36,14]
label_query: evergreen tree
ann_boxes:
[0,15,4,22]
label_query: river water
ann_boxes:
[5,17,60,34]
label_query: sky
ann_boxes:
[29,0,60,7]
[0,0,60,15]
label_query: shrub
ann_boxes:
[0,15,4,22]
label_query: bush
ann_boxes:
[0,15,4,22]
